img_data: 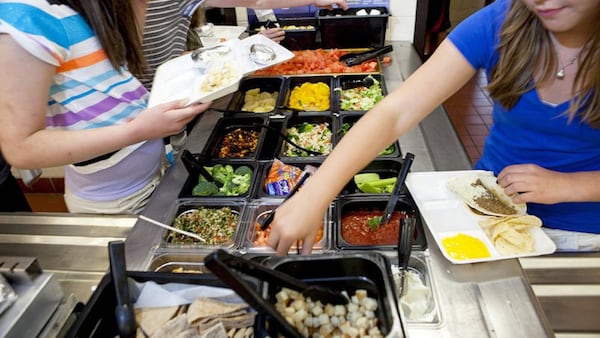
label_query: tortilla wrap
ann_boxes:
[447,173,526,217]
[135,305,180,337]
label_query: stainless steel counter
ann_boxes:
[125,41,554,337]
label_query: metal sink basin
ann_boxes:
[0,212,136,303]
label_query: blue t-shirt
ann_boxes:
[448,0,600,234]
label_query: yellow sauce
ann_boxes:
[441,233,491,260]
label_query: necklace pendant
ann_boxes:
[556,68,565,79]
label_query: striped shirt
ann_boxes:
[0,0,164,202]
[141,0,205,91]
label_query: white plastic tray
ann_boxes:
[148,34,294,107]
[406,170,556,264]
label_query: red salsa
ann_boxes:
[341,210,406,245]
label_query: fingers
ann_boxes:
[300,236,315,255]
[259,28,285,43]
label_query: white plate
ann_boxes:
[198,25,246,47]
[148,34,294,107]
[406,170,556,264]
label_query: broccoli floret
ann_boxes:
[221,180,240,196]
[234,165,253,176]
[298,123,314,133]
[212,164,234,184]
[192,181,219,196]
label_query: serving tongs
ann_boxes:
[259,171,311,231]
[204,249,349,338]
[181,149,221,186]
[380,152,415,226]
[339,45,393,67]
[397,213,416,297]
[109,241,147,338]
[340,75,376,90]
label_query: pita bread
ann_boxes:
[187,297,247,325]
[150,313,190,338]
[135,305,180,337]
[447,174,526,217]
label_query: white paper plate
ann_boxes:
[406,170,556,264]
[148,34,294,107]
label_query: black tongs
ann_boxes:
[339,45,393,67]
[204,250,349,337]
[181,149,220,186]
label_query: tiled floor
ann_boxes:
[20,71,492,212]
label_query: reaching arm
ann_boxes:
[266,39,478,255]
[0,34,209,169]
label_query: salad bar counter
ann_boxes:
[119,41,553,337]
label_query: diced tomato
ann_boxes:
[382,56,392,64]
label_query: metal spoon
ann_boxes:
[249,43,276,65]
[139,215,206,243]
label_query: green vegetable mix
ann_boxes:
[191,165,253,196]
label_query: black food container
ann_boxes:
[335,74,387,112]
[337,113,401,158]
[340,160,404,196]
[159,199,247,250]
[66,271,261,338]
[226,77,285,114]
[201,116,268,161]
[249,18,318,50]
[178,157,260,199]
[282,76,335,113]
[318,7,390,49]
[257,252,405,337]
[278,113,337,162]
[335,197,426,251]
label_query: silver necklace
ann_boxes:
[556,54,579,79]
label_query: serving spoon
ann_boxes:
[139,215,206,243]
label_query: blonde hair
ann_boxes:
[487,1,600,127]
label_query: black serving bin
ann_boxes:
[257,252,406,337]
[282,76,335,113]
[66,271,262,338]
[201,116,268,161]
[335,74,387,112]
[278,113,337,162]
[226,77,285,114]
[340,160,404,196]
[337,113,401,158]
[335,197,427,251]
[318,7,390,49]
[249,18,318,50]
[178,157,260,199]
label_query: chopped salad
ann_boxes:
[337,76,384,111]
[284,122,332,157]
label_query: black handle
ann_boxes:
[109,241,137,338]
[260,171,311,230]
[181,150,219,185]
[380,152,415,226]
[204,250,303,338]
[341,45,393,66]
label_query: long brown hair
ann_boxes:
[48,0,146,77]
[487,1,600,127]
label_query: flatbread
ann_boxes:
[447,173,526,217]
[150,313,190,338]
[135,305,180,337]
[187,297,248,324]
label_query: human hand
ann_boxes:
[132,99,211,140]
[313,0,349,10]
[267,191,326,255]
[497,164,569,204]
[258,27,285,43]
